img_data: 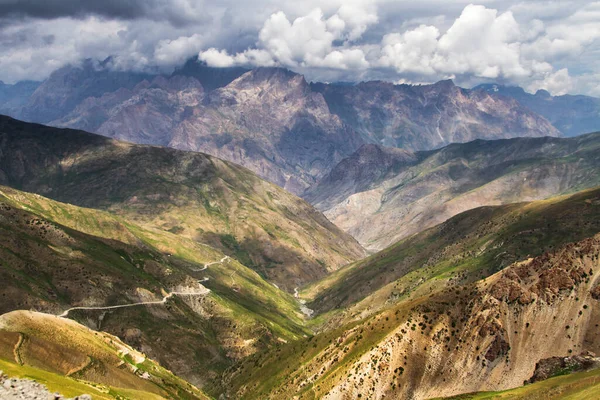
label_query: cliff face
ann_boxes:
[313,79,560,150]
[167,68,364,193]
[4,61,562,195]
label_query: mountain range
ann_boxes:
[3,58,596,195]
[1,58,600,399]
[0,115,599,398]
[307,132,600,250]
[475,83,600,138]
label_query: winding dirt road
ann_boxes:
[58,255,230,318]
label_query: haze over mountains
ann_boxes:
[3,58,598,196]
[476,83,600,138]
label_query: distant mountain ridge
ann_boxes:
[306,132,600,250]
[0,59,562,194]
[313,79,559,150]
[475,83,600,137]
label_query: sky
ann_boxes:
[0,0,599,96]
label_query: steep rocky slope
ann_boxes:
[0,310,209,399]
[475,83,600,137]
[307,132,600,250]
[168,67,364,193]
[0,116,365,289]
[226,191,600,399]
[18,59,152,124]
[54,74,206,145]
[312,80,559,150]
[2,60,563,194]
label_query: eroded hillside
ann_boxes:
[0,115,365,289]
[307,133,600,250]
[227,232,600,399]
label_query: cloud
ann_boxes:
[0,0,598,96]
[373,2,600,95]
[0,0,210,25]
[199,3,374,71]
[198,48,235,67]
[378,5,529,79]
[155,34,205,67]
[378,25,441,76]
[197,2,594,95]
[527,68,573,95]
[0,17,133,82]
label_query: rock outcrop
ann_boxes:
[528,353,600,384]
[0,371,91,400]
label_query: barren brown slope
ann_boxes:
[227,231,600,400]
[0,115,365,289]
[306,132,600,251]
[305,187,600,319]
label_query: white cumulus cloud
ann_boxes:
[198,3,375,71]
[0,0,599,96]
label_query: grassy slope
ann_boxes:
[435,367,600,400]
[0,115,365,290]
[227,188,600,399]
[304,187,600,321]
[0,359,160,400]
[0,311,210,399]
[0,185,310,394]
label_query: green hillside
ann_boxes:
[0,185,309,394]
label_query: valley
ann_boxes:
[0,66,599,400]
[307,132,600,250]
[2,1,600,398]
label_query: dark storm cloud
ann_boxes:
[0,0,209,25]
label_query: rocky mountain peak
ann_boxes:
[431,78,455,89]
[228,67,308,92]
